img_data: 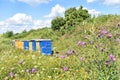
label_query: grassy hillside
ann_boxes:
[0,15,120,80]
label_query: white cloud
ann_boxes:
[104,0,120,5]
[44,4,65,18]
[33,19,51,29]
[87,0,96,3]
[0,13,51,34]
[83,7,101,17]
[88,9,101,17]
[6,13,33,25]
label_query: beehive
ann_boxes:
[36,39,52,55]
[19,41,24,49]
[15,40,19,48]
[14,40,23,49]
[36,41,40,52]
[13,39,52,55]
[29,41,32,52]
[32,40,36,52]
[23,40,29,50]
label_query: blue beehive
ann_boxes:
[24,40,29,50]
[37,39,52,55]
[32,40,36,52]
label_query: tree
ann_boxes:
[51,17,66,31]
[65,7,77,27]
[3,31,13,38]
[22,29,27,33]
[65,6,90,27]
[77,6,90,20]
[51,6,90,31]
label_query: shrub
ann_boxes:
[3,31,13,38]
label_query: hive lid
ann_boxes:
[22,39,32,41]
[32,39,51,41]
[13,39,19,41]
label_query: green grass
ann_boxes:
[0,15,120,80]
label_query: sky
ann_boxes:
[0,0,120,34]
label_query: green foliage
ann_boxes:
[51,6,90,31]
[65,6,90,27]
[65,7,77,27]
[3,31,13,38]
[12,32,29,39]
[94,14,115,23]
[51,17,66,31]
[22,30,27,33]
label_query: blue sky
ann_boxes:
[0,0,120,34]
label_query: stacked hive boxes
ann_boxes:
[14,40,24,49]
[36,41,40,53]
[12,39,52,55]
[23,40,29,50]
[29,41,32,52]
[39,39,52,55]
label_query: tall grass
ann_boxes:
[0,15,120,80]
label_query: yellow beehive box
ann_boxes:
[19,41,24,50]
[36,41,40,52]
[29,41,32,52]
[18,41,20,49]
[14,40,23,49]
[15,40,19,48]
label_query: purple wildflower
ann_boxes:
[78,41,87,46]
[109,54,115,59]
[112,57,116,62]
[32,68,37,73]
[101,29,107,35]
[82,42,87,45]
[9,71,14,78]
[105,60,110,66]
[80,57,85,61]
[107,33,112,38]
[19,60,23,65]
[116,38,120,42]
[90,41,94,45]
[78,41,82,46]
[95,45,99,48]
[66,50,72,55]
[100,48,106,52]
[60,55,67,59]
[118,23,120,27]
[63,66,68,71]
[109,54,116,62]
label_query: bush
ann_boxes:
[51,17,66,31]
[3,31,13,38]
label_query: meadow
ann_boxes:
[0,15,120,80]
